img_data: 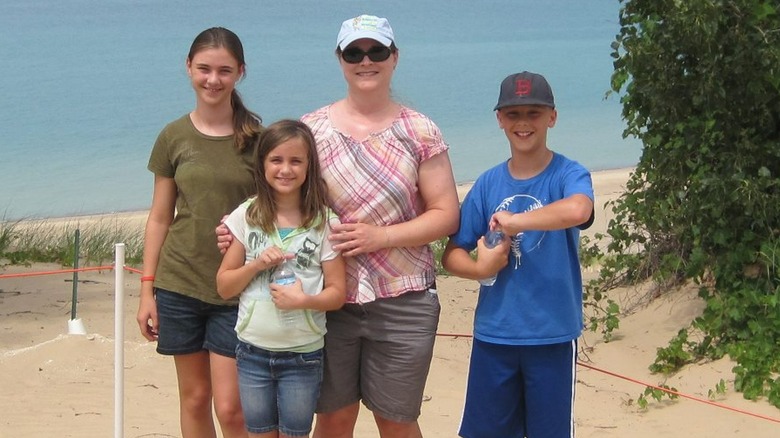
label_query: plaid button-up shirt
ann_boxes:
[302,105,448,304]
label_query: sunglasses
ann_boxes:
[341,46,393,64]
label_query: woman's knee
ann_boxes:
[314,403,360,438]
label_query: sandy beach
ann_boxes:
[2,168,779,437]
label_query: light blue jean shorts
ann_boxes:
[236,341,323,436]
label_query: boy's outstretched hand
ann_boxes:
[490,211,519,236]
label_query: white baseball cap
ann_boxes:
[337,15,395,50]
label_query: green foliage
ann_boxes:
[586,0,780,408]
[636,384,680,410]
[430,237,449,276]
[581,232,628,341]
[649,329,696,374]
[708,378,728,399]
[0,217,144,267]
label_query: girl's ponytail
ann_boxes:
[231,89,262,151]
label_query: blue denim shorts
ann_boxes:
[154,288,240,358]
[236,341,323,436]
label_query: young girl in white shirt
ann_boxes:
[217,119,346,438]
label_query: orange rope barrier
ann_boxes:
[576,361,780,424]
[436,332,780,424]
[0,265,145,279]
[0,265,114,279]
[2,265,779,424]
[435,333,474,338]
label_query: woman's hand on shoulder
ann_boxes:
[328,222,386,256]
[215,216,233,255]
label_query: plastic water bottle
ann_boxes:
[272,259,301,326]
[478,229,505,287]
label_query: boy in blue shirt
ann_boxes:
[442,71,594,438]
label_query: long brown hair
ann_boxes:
[188,27,262,151]
[246,120,329,233]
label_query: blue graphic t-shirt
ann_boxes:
[450,153,594,345]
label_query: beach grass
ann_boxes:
[0,215,144,267]
[0,213,452,275]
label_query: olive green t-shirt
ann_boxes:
[148,114,257,305]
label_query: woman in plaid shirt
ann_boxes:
[303,15,460,438]
[218,14,459,438]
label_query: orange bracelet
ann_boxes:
[140,275,155,282]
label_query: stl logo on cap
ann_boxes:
[494,71,555,110]
[515,79,533,96]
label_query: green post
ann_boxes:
[70,229,80,320]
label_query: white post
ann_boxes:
[114,243,125,438]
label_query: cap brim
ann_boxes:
[494,99,555,111]
[338,32,393,50]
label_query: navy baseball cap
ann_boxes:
[494,71,555,110]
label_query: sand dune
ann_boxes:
[2,168,779,437]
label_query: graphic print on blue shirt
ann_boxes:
[494,193,545,269]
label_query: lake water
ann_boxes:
[0,0,639,220]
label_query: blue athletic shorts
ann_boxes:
[459,339,577,438]
[154,288,240,358]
